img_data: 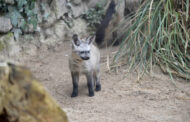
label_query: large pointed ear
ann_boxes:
[87,36,95,45]
[72,34,80,46]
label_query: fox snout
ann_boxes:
[79,51,90,60]
[81,57,90,60]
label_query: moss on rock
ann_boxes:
[0,33,14,51]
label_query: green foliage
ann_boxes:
[0,0,38,40]
[0,0,8,12]
[114,0,190,80]
[82,4,104,30]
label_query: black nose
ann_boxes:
[81,57,90,60]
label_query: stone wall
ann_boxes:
[0,0,140,59]
[0,0,108,59]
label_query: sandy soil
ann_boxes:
[19,41,190,122]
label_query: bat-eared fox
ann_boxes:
[69,34,101,97]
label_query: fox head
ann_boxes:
[72,34,94,60]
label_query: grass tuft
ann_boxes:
[113,0,190,80]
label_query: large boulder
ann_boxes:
[0,62,68,122]
[0,17,12,33]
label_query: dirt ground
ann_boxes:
[18,41,190,122]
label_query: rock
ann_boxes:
[18,34,42,56]
[0,17,12,33]
[71,18,88,37]
[0,36,6,51]
[23,24,41,33]
[51,0,68,19]
[35,1,43,24]
[43,18,88,43]
[0,33,21,56]
[54,20,69,41]
[40,28,59,46]
[0,62,68,122]
[6,34,21,56]
[62,12,74,28]
[5,0,14,4]
[44,27,55,39]
[43,12,57,28]
[70,3,88,18]
[43,17,88,43]
[87,0,109,8]
[38,1,57,28]
[71,0,82,5]
[21,43,38,56]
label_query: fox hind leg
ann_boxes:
[94,70,101,92]
[86,73,95,97]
